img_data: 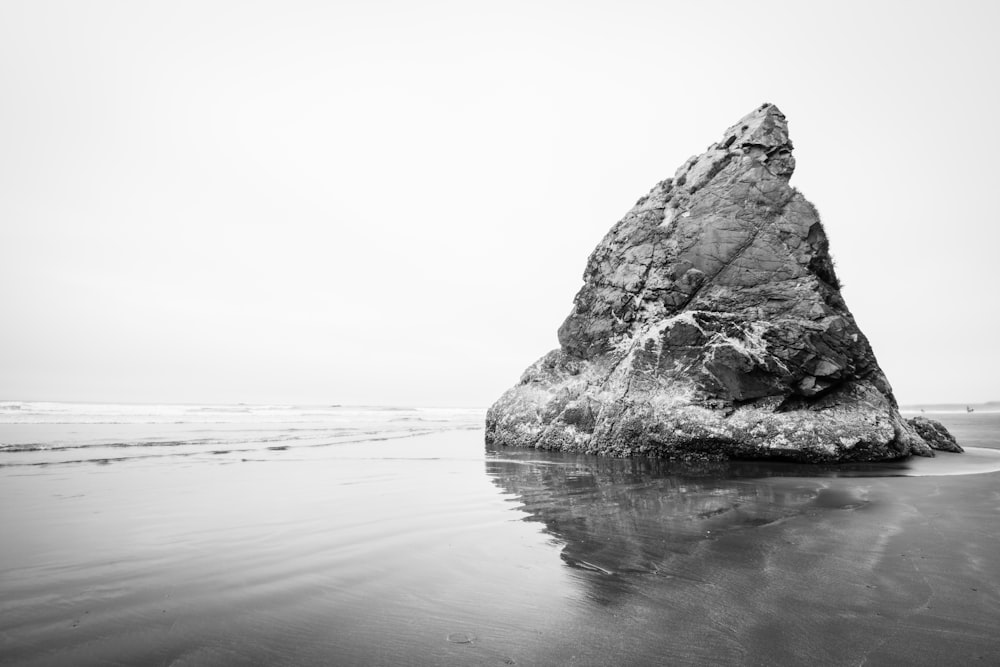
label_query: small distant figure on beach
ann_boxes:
[967,406,975,413]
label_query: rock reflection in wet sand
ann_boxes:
[487,449,860,600]
[484,445,1000,665]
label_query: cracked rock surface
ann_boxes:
[486,103,959,462]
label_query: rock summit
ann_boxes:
[486,103,958,462]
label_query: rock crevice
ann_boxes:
[487,103,959,462]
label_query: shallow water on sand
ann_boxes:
[2,405,999,665]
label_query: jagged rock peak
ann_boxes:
[486,103,961,463]
[556,102,832,362]
[674,102,795,187]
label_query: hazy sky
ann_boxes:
[1,0,997,407]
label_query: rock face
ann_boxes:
[487,103,959,462]
[907,416,964,453]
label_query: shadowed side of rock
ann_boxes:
[486,103,959,462]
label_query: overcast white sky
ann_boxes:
[1,0,997,407]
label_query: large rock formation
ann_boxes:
[487,103,958,462]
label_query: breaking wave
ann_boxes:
[0,402,484,467]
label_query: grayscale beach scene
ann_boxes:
[2,1,999,665]
[2,403,1000,665]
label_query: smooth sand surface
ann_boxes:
[484,444,1000,666]
[1,413,998,665]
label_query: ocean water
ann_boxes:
[2,403,1000,666]
[0,402,484,467]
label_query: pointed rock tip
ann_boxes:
[672,103,794,187]
[756,101,784,117]
[720,102,790,150]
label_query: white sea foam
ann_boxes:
[901,447,1000,476]
[0,401,483,425]
[0,401,486,467]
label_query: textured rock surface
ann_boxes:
[487,103,958,462]
[907,416,964,453]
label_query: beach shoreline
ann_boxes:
[1,408,998,665]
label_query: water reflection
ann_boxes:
[484,447,909,604]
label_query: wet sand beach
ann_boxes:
[1,406,999,665]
